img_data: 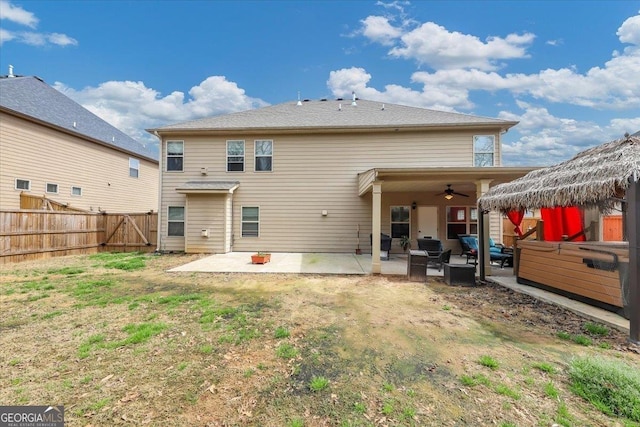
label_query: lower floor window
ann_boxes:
[390,206,410,238]
[168,206,185,236]
[15,179,30,190]
[446,206,478,239]
[242,206,259,237]
[46,183,59,193]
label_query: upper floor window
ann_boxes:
[255,140,273,172]
[129,157,140,178]
[473,135,495,167]
[71,186,83,196]
[46,183,59,194]
[168,206,185,237]
[390,206,410,238]
[15,179,30,191]
[166,141,184,171]
[227,140,245,172]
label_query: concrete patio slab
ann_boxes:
[168,251,471,276]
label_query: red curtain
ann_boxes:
[507,210,525,237]
[540,206,585,242]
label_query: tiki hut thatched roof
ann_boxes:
[478,133,640,213]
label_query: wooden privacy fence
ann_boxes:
[0,210,157,264]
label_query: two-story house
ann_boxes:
[0,73,158,212]
[150,98,535,272]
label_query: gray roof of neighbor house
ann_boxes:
[0,76,157,162]
[149,98,518,133]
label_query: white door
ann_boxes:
[417,206,438,239]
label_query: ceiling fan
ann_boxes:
[436,184,469,200]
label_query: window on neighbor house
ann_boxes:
[473,135,495,167]
[242,206,259,237]
[227,140,245,172]
[446,206,478,239]
[71,186,82,196]
[390,206,410,238]
[168,206,185,237]
[166,141,184,171]
[255,140,273,172]
[46,183,58,194]
[15,179,30,191]
[129,157,140,178]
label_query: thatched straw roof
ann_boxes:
[478,133,640,213]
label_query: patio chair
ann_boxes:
[370,233,393,260]
[435,249,452,272]
[458,235,478,264]
[417,238,443,256]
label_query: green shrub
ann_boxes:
[584,322,609,336]
[478,355,499,370]
[569,356,640,421]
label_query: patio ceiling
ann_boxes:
[358,167,538,196]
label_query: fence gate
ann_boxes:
[101,213,157,252]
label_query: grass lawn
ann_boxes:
[1,252,638,427]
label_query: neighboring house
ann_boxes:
[150,97,536,272]
[0,73,158,212]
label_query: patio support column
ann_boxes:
[476,180,492,276]
[628,178,639,344]
[372,181,382,274]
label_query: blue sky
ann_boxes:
[1,0,639,166]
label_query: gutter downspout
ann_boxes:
[154,131,163,252]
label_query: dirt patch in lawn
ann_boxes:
[1,253,638,427]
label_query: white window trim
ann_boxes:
[15,178,31,191]
[46,182,59,194]
[167,206,185,237]
[241,206,260,238]
[254,140,273,172]
[473,135,495,167]
[129,157,140,178]
[166,140,184,172]
[227,140,245,172]
[71,186,83,196]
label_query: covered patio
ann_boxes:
[357,166,537,274]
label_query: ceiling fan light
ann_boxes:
[444,194,454,200]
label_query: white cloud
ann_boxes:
[499,102,638,166]
[360,16,402,46]
[617,12,640,45]
[327,67,471,111]
[54,76,268,148]
[0,27,15,44]
[359,15,535,70]
[0,0,38,28]
[47,32,77,46]
[0,1,76,47]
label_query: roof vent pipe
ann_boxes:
[381,104,385,111]
[296,91,302,106]
[351,91,357,106]
[8,65,14,78]
[338,103,342,111]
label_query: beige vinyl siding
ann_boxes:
[0,112,158,212]
[184,194,228,253]
[159,129,504,253]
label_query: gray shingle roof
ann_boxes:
[150,99,517,132]
[0,76,157,162]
